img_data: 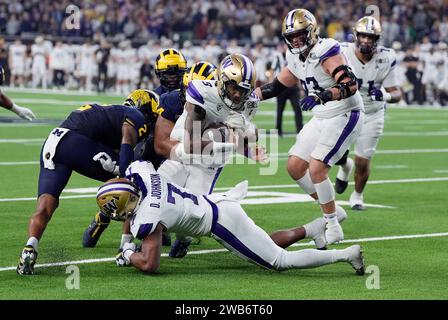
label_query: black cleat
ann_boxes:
[169,239,192,258]
[82,212,110,248]
[335,178,349,194]
[351,204,365,211]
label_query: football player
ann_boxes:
[0,65,36,120]
[154,48,188,96]
[156,54,268,257]
[106,161,365,275]
[334,16,402,210]
[17,90,159,275]
[254,9,364,244]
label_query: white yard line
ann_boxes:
[1,176,447,202]
[1,232,447,272]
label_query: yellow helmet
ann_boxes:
[353,16,382,54]
[154,48,188,90]
[96,178,140,221]
[183,61,217,87]
[282,9,319,55]
[124,89,161,120]
[216,54,256,111]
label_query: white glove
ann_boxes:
[10,104,36,121]
[93,152,120,175]
[116,242,136,267]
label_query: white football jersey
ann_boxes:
[286,38,363,119]
[9,44,26,67]
[341,42,399,114]
[126,161,214,240]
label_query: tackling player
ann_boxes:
[104,161,365,275]
[334,16,402,210]
[254,9,364,244]
[0,66,36,121]
[17,90,159,275]
[154,48,188,96]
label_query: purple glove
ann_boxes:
[300,95,320,111]
[368,87,384,101]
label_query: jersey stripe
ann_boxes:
[186,82,204,105]
[319,43,341,62]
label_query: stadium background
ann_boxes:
[0,0,447,301]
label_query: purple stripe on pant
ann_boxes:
[203,196,273,269]
[323,110,360,164]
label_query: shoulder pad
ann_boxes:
[314,38,341,62]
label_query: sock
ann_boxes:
[303,217,325,239]
[296,171,316,195]
[314,177,335,204]
[120,234,134,249]
[26,237,39,252]
[281,248,348,269]
[336,205,348,223]
[324,212,339,226]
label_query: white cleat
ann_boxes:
[325,220,344,244]
[345,244,365,275]
[349,191,365,211]
[336,205,348,223]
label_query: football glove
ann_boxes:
[93,152,120,175]
[369,87,392,102]
[115,242,136,267]
[300,94,321,111]
[248,144,269,164]
[11,104,36,121]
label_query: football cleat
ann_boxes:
[345,244,365,275]
[162,232,172,247]
[335,157,354,194]
[325,221,344,244]
[349,191,365,211]
[82,212,111,248]
[17,245,38,275]
[169,239,192,258]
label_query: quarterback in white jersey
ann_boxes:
[255,9,364,245]
[335,16,402,210]
[100,161,365,275]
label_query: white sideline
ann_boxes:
[1,232,447,272]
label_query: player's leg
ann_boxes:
[276,93,287,136]
[287,117,319,200]
[288,87,303,133]
[17,141,73,275]
[350,110,384,210]
[310,110,363,243]
[210,200,364,274]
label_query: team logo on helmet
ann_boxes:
[96,178,140,221]
[282,8,320,55]
[216,54,256,111]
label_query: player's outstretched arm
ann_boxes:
[255,67,298,101]
[119,122,139,176]
[154,115,177,158]
[129,223,163,273]
[0,90,36,121]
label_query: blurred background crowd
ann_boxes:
[0,0,447,106]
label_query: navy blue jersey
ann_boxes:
[155,85,171,96]
[60,104,148,150]
[159,89,184,122]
